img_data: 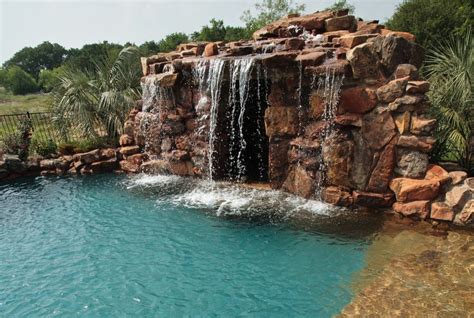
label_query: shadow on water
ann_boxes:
[123,173,385,241]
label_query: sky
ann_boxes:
[0,0,403,63]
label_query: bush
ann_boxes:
[58,136,118,155]
[3,66,39,95]
[38,67,64,92]
[0,117,33,160]
[31,139,58,157]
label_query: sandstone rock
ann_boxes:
[394,64,419,80]
[322,186,353,207]
[373,35,424,75]
[389,178,440,202]
[397,135,435,153]
[339,87,378,114]
[388,94,427,113]
[73,149,101,164]
[260,52,297,68]
[322,132,354,188]
[457,199,474,225]
[384,31,416,42]
[334,113,362,127]
[149,73,178,87]
[367,143,395,192]
[325,15,357,32]
[347,42,379,79]
[39,159,59,170]
[430,202,454,222]
[323,30,350,42]
[168,160,193,176]
[352,191,394,207]
[339,34,376,48]
[264,107,298,137]
[393,200,430,219]
[350,130,373,190]
[100,148,117,160]
[448,171,467,185]
[80,165,92,175]
[282,166,315,198]
[140,159,170,174]
[90,158,117,173]
[124,120,135,136]
[406,81,430,94]
[119,160,139,173]
[305,60,352,77]
[445,184,473,211]
[268,138,290,188]
[127,153,147,166]
[362,108,396,150]
[394,111,411,134]
[119,146,140,156]
[466,177,474,189]
[203,43,218,57]
[309,93,324,119]
[410,116,436,135]
[295,51,326,68]
[228,45,254,56]
[376,77,408,103]
[285,38,305,50]
[395,148,429,178]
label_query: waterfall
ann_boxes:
[193,58,226,181]
[227,58,255,181]
[313,67,344,198]
[255,63,266,180]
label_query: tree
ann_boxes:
[65,41,124,71]
[191,19,252,42]
[3,41,67,79]
[157,33,189,52]
[38,67,65,92]
[386,0,473,48]
[425,32,473,173]
[52,46,141,138]
[241,0,305,34]
[325,0,355,14]
[139,41,161,56]
[3,66,38,95]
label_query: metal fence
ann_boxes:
[0,112,60,143]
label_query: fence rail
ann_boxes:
[0,112,61,143]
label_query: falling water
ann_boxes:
[255,63,266,179]
[313,67,344,198]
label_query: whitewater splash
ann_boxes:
[125,174,346,222]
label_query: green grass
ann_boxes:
[0,86,52,115]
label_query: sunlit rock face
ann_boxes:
[119,9,474,225]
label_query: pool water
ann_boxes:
[0,174,379,317]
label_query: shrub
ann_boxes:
[4,66,39,95]
[0,117,33,160]
[31,139,58,157]
[58,136,118,154]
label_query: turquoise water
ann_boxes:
[0,174,379,317]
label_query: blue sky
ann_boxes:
[0,0,403,63]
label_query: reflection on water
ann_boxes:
[340,219,474,317]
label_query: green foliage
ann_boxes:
[386,0,473,48]
[241,0,305,34]
[191,19,251,42]
[156,33,189,52]
[52,46,141,139]
[325,0,355,14]
[1,117,33,160]
[3,41,67,79]
[3,66,39,95]
[139,41,161,56]
[30,138,57,157]
[65,41,124,71]
[425,32,473,173]
[38,66,65,92]
[58,136,117,154]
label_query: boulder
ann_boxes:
[383,31,416,42]
[295,51,326,68]
[457,200,474,225]
[445,184,472,211]
[203,43,218,57]
[39,159,60,170]
[388,94,427,112]
[90,158,118,173]
[73,149,101,164]
[323,30,350,42]
[406,81,430,94]
[140,159,170,174]
[322,186,353,207]
[424,164,450,184]
[119,160,140,173]
[393,200,430,219]
[282,166,316,198]
[338,34,375,49]
[430,202,454,222]
[339,87,378,114]
[168,160,193,176]
[410,116,436,135]
[362,108,396,150]
[285,38,305,50]
[127,153,147,166]
[325,15,357,32]
[389,178,440,202]
[448,171,467,185]
[322,132,354,188]
[305,60,352,77]
[260,52,298,68]
[352,191,394,208]
[395,149,429,178]
[264,107,298,137]
[347,42,379,79]
[367,143,395,192]
[309,93,324,119]
[376,77,408,103]
[268,138,290,188]
[394,64,419,80]
[151,73,178,87]
[373,35,424,75]
[119,146,140,156]
[397,135,435,153]
[393,111,411,134]
[350,130,373,190]
[100,148,117,160]
[334,113,362,127]
[119,134,134,146]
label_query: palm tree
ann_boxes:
[425,32,473,173]
[52,46,141,139]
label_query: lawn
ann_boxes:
[0,86,52,115]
